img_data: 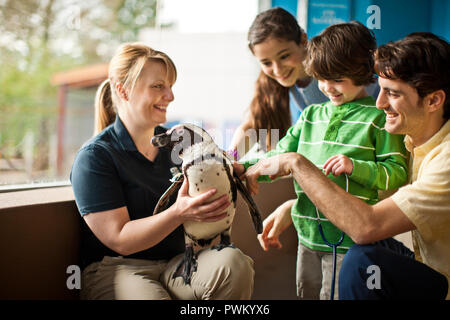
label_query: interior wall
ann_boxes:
[0,178,298,300]
[0,199,81,300]
[274,0,450,43]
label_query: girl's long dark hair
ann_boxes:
[248,71,290,149]
[247,7,304,149]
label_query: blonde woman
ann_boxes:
[70,43,254,300]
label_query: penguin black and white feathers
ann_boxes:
[151,123,263,284]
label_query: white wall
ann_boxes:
[139,29,259,133]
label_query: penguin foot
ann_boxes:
[212,233,235,251]
[212,242,235,251]
[173,246,198,284]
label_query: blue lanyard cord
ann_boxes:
[317,221,345,301]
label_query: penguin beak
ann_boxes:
[151,133,171,147]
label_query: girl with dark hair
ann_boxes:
[230,7,327,159]
[229,7,379,160]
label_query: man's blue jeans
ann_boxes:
[339,238,448,299]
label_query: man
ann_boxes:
[240,33,450,299]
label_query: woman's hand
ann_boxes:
[323,154,353,177]
[172,178,231,224]
[258,199,294,251]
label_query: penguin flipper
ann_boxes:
[233,172,263,234]
[153,174,184,215]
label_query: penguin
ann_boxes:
[151,123,263,284]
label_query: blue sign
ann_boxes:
[307,0,351,37]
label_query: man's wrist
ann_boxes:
[290,152,303,172]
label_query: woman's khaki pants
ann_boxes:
[80,247,254,300]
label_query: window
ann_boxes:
[1,0,260,189]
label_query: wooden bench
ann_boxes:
[0,178,298,300]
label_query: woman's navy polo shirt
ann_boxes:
[70,116,184,268]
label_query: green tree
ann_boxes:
[0,0,157,180]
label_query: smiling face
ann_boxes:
[376,76,426,137]
[252,37,307,87]
[318,77,368,106]
[122,59,175,129]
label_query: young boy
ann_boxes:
[240,21,408,300]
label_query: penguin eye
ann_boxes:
[176,128,184,136]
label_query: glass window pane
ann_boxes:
[0,0,260,188]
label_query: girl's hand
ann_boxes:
[257,200,294,251]
[323,154,353,177]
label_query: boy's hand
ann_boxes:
[323,154,353,177]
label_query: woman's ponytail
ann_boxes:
[94,79,116,135]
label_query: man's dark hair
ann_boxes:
[375,33,450,120]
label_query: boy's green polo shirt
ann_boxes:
[242,97,408,253]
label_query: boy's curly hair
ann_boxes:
[304,21,376,86]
